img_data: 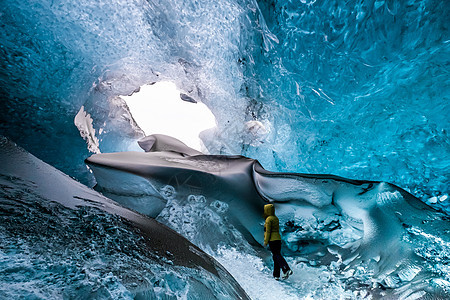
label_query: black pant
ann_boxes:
[269,240,290,278]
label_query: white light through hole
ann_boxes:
[121,82,216,151]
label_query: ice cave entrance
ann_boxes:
[121,82,216,151]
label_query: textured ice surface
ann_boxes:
[0,137,249,300]
[235,0,450,200]
[86,135,450,299]
[1,0,449,298]
[0,0,447,200]
[0,0,261,184]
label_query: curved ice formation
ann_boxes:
[86,134,450,299]
[1,0,448,297]
[0,137,249,300]
[1,0,447,200]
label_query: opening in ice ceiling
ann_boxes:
[121,81,216,151]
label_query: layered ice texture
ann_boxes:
[0,137,250,299]
[0,0,448,199]
[0,0,449,299]
[85,134,450,299]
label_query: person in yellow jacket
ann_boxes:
[264,203,293,280]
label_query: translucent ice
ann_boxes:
[1,0,447,200]
[0,137,249,300]
[1,0,448,297]
[86,134,450,298]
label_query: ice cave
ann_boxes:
[0,0,449,299]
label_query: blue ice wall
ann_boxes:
[239,0,449,198]
[0,0,149,182]
[0,0,263,183]
[0,0,448,198]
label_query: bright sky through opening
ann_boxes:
[121,82,216,151]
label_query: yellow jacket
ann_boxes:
[264,204,281,245]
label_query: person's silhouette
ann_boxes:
[263,204,293,280]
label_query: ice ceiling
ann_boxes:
[0,0,449,200]
[1,0,449,299]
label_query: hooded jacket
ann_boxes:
[264,204,281,245]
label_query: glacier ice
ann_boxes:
[0,137,249,300]
[74,105,101,154]
[86,134,450,299]
[0,0,264,184]
[0,0,449,298]
[242,0,449,197]
[1,0,447,201]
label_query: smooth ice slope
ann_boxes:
[0,137,249,300]
[1,0,448,200]
[86,135,450,299]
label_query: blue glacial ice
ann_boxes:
[85,134,450,299]
[0,137,249,300]
[0,0,449,299]
[0,0,448,199]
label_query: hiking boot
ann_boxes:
[282,270,293,279]
[274,276,280,281]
